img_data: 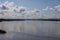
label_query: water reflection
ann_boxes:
[0,21,60,40]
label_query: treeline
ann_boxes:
[0,19,60,22]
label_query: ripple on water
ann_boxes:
[0,32,60,40]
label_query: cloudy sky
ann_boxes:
[0,0,60,19]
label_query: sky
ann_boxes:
[0,0,60,19]
[0,0,60,9]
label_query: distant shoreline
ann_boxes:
[0,19,60,21]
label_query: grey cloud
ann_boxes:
[0,11,4,15]
[0,5,8,10]
[19,8,26,13]
[55,5,60,12]
[13,8,26,13]
[13,9,17,13]
[35,10,40,13]
[32,9,40,13]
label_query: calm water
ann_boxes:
[0,21,60,40]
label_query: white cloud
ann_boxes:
[0,1,44,19]
[55,5,60,12]
[13,6,27,13]
[3,1,15,7]
[0,1,60,19]
[42,5,60,18]
[42,6,54,11]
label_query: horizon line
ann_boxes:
[0,19,60,22]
